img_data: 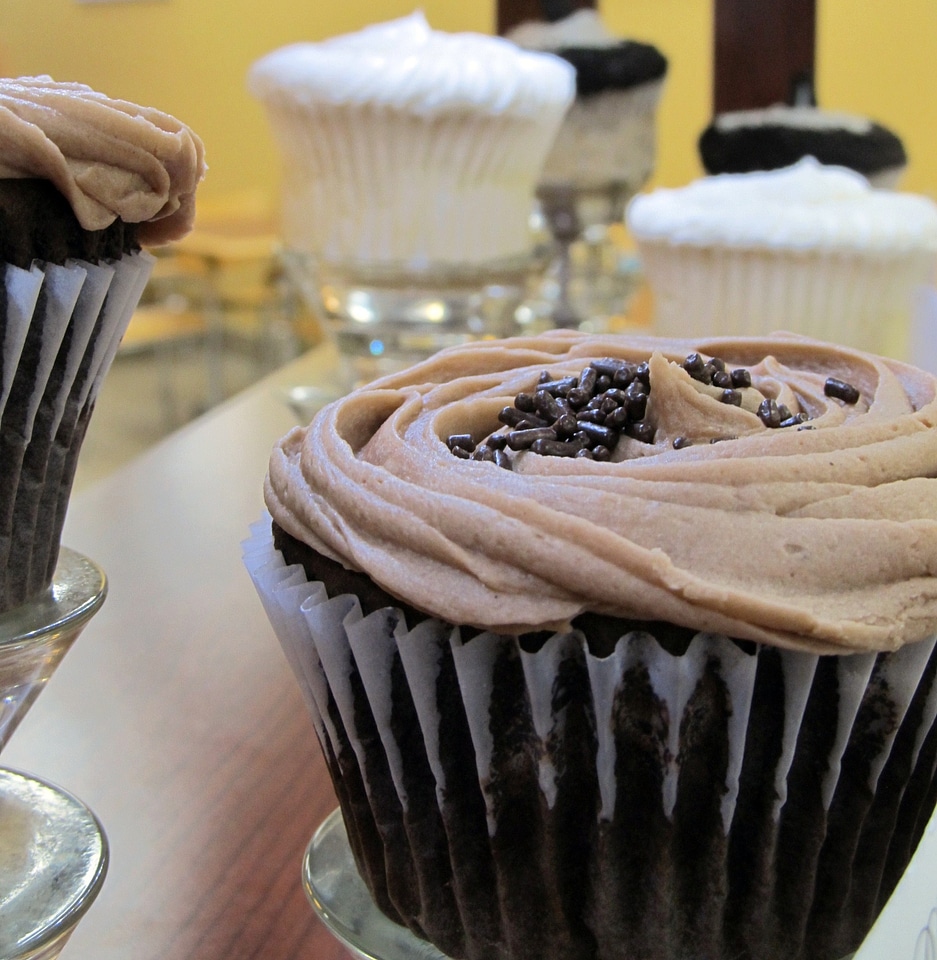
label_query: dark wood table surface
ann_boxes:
[4,346,353,960]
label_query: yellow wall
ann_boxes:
[600,0,712,190]
[1,0,935,208]
[0,0,494,207]
[817,0,937,199]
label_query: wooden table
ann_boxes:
[3,347,352,960]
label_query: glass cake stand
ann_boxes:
[303,808,450,960]
[0,769,108,960]
[0,548,109,960]
[525,180,644,333]
[280,250,538,390]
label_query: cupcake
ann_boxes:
[699,104,908,189]
[245,329,937,960]
[0,76,205,613]
[626,158,937,358]
[507,9,667,212]
[248,13,574,269]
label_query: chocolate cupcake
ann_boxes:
[507,10,667,200]
[699,105,908,189]
[245,330,937,960]
[0,77,205,612]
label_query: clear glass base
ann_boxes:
[526,181,645,332]
[0,548,107,752]
[0,768,108,960]
[280,250,538,389]
[303,808,449,960]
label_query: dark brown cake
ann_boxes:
[698,108,907,182]
[269,519,937,960]
[249,332,937,960]
[0,179,140,269]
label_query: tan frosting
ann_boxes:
[0,76,206,245]
[266,330,937,655]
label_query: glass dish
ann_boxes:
[0,548,107,752]
[526,180,644,332]
[280,250,539,389]
[0,768,108,960]
[303,808,449,960]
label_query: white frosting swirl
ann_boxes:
[266,330,937,656]
[713,104,873,136]
[627,158,937,252]
[506,9,620,50]
[248,12,574,119]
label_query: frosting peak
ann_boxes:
[0,76,206,245]
[266,331,937,655]
[627,158,937,252]
[248,12,575,119]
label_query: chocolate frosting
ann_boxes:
[265,331,937,654]
[0,76,206,245]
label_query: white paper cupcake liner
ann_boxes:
[263,101,561,267]
[639,240,937,359]
[541,78,665,193]
[0,250,154,611]
[244,518,937,960]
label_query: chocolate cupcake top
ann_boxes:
[507,10,666,96]
[266,330,937,655]
[0,76,206,246]
[699,104,907,178]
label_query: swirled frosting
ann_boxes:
[266,330,937,655]
[248,12,574,119]
[627,158,937,252]
[0,76,206,245]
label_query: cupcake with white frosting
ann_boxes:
[246,328,937,960]
[627,158,937,357]
[248,13,574,269]
[507,9,667,208]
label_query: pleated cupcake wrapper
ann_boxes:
[262,99,562,266]
[0,251,154,612]
[640,241,936,360]
[244,519,937,960]
[541,78,664,193]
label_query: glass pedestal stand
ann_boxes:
[304,808,449,960]
[526,181,644,334]
[0,549,109,960]
[279,250,539,392]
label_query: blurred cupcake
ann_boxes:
[699,104,908,189]
[626,158,937,357]
[248,13,574,269]
[0,76,205,613]
[246,329,937,960]
[507,9,667,215]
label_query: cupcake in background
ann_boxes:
[246,328,937,960]
[626,158,937,358]
[507,8,667,218]
[248,13,574,380]
[699,104,908,189]
[0,76,205,613]
[248,13,573,268]
[506,9,666,332]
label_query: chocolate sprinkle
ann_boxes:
[824,377,861,404]
[449,351,832,466]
